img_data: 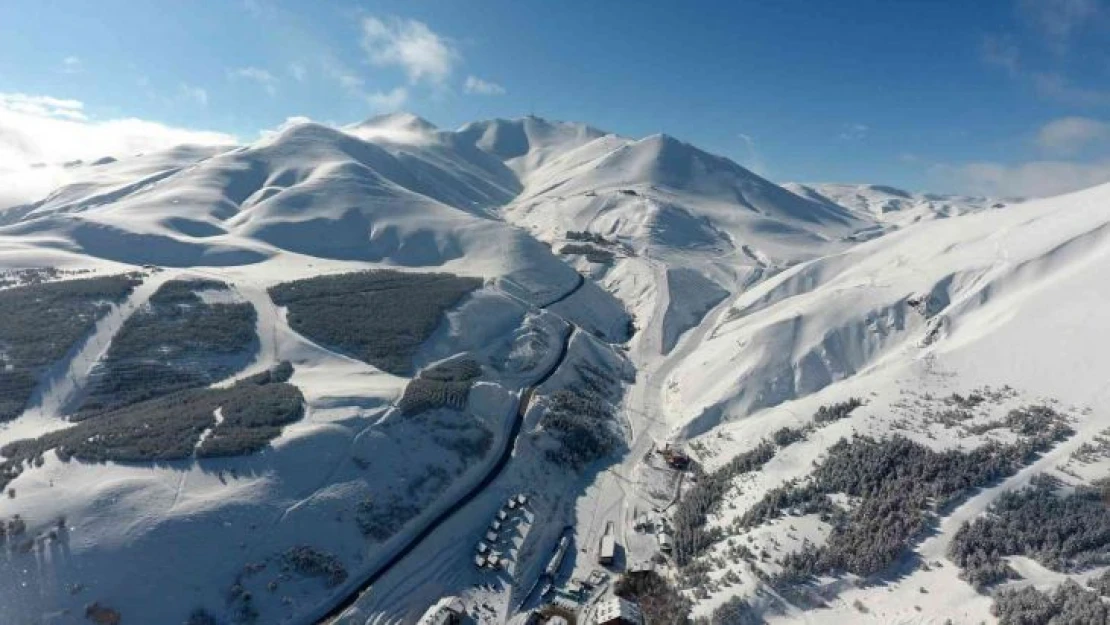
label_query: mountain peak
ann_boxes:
[454,116,607,163]
[355,112,437,132]
[344,112,439,143]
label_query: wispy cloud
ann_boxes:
[981,1,1110,106]
[932,159,1110,198]
[61,56,83,74]
[930,112,1110,197]
[463,75,505,96]
[366,87,408,111]
[288,62,307,82]
[178,83,209,107]
[980,36,1110,106]
[1036,116,1110,154]
[259,115,313,140]
[839,123,869,140]
[1017,0,1104,53]
[1031,72,1110,107]
[0,92,235,207]
[320,56,365,93]
[0,93,86,121]
[228,66,278,96]
[736,133,767,176]
[361,16,457,85]
[981,35,1021,76]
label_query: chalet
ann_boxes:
[593,597,643,625]
[598,534,616,565]
[657,532,673,553]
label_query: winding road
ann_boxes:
[315,276,584,624]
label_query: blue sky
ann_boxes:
[1,0,1109,197]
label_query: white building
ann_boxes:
[593,597,643,625]
[657,531,673,552]
[598,534,616,565]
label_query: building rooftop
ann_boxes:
[594,597,643,625]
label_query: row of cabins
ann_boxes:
[475,493,528,569]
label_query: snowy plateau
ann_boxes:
[0,112,1108,625]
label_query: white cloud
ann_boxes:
[366,87,408,111]
[0,93,86,121]
[981,35,1021,76]
[258,115,313,140]
[179,83,209,107]
[1036,116,1110,154]
[320,57,365,93]
[736,133,767,176]
[1018,0,1103,52]
[288,62,307,82]
[62,56,83,74]
[228,66,278,96]
[839,123,869,140]
[0,92,236,207]
[463,75,505,96]
[361,16,457,85]
[1031,72,1110,106]
[932,159,1110,198]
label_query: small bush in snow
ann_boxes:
[398,358,481,416]
[812,398,863,425]
[772,427,805,447]
[281,545,348,587]
[355,496,423,542]
[186,609,219,625]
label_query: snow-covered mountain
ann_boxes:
[784,181,1009,227]
[1,113,1109,625]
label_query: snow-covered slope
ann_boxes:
[454,115,607,183]
[2,112,1109,625]
[785,181,1009,227]
[506,132,870,259]
[668,181,1110,436]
